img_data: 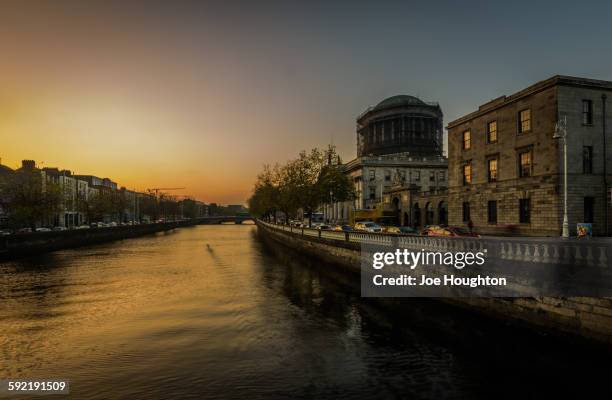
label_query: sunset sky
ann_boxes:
[1,1,611,204]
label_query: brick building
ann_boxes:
[447,75,612,236]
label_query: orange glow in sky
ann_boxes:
[3,2,611,203]
[0,2,356,204]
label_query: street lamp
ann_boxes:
[553,114,569,238]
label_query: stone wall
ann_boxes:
[257,220,612,345]
[0,221,193,260]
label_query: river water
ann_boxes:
[1,224,610,399]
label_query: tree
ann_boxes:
[111,190,128,222]
[159,193,179,220]
[5,169,63,229]
[317,146,353,205]
[139,194,158,222]
[248,145,354,226]
[86,191,113,223]
[181,198,197,219]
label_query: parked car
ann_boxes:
[35,227,52,232]
[0,229,12,236]
[52,226,67,231]
[316,224,332,230]
[16,227,32,234]
[424,225,479,238]
[108,222,118,227]
[333,225,353,232]
[384,226,417,235]
[421,225,444,236]
[354,221,382,233]
[76,225,90,230]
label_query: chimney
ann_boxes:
[21,160,36,170]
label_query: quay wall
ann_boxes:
[0,221,194,260]
[256,220,612,345]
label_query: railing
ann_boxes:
[257,220,612,268]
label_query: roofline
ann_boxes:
[357,99,441,122]
[446,75,612,129]
[341,155,448,173]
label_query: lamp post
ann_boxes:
[553,115,569,238]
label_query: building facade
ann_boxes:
[323,95,448,224]
[446,75,612,236]
[41,168,89,227]
[344,153,448,212]
[0,163,14,227]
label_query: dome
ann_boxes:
[373,95,426,111]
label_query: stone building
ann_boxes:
[447,75,612,236]
[357,95,443,157]
[383,185,448,228]
[322,95,448,224]
[0,163,14,227]
[42,168,89,227]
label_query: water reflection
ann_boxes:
[0,225,610,399]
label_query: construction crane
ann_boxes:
[147,187,186,197]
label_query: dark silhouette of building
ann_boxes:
[356,95,443,157]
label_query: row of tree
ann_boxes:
[0,168,194,229]
[248,146,353,226]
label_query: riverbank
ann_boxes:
[256,220,612,346]
[0,221,195,260]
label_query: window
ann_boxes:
[369,186,376,200]
[518,151,532,177]
[369,170,375,181]
[385,170,391,181]
[518,109,531,134]
[438,171,446,181]
[414,171,420,181]
[487,200,497,224]
[430,171,435,182]
[584,197,595,223]
[463,163,472,185]
[462,202,470,222]
[582,100,593,125]
[487,121,498,143]
[488,158,498,182]
[463,130,471,149]
[519,198,530,223]
[583,146,593,174]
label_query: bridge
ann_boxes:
[196,215,254,225]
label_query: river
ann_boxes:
[1,224,610,399]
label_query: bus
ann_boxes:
[349,206,397,226]
[303,212,325,226]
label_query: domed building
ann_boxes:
[356,95,443,157]
[321,94,449,226]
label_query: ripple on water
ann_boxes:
[1,225,609,399]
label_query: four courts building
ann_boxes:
[324,75,612,236]
[323,95,448,225]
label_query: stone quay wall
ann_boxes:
[0,221,195,260]
[256,220,612,345]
